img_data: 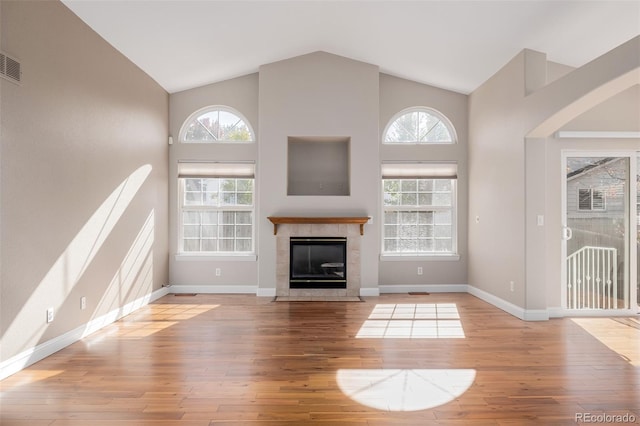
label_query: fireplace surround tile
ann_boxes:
[275,223,362,297]
[309,224,335,237]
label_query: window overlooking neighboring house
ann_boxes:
[383,107,456,144]
[578,188,606,211]
[179,106,255,143]
[178,162,255,254]
[381,162,457,256]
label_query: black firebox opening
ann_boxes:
[289,237,347,289]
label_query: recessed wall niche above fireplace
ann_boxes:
[287,136,350,196]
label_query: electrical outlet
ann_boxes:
[509,281,515,292]
[81,296,87,310]
[46,307,54,323]
[215,268,222,277]
[417,267,423,276]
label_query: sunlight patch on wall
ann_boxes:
[336,369,476,411]
[53,164,152,295]
[95,209,155,315]
[2,165,152,353]
[356,304,465,338]
[571,318,640,366]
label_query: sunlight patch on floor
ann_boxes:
[145,303,220,320]
[82,304,220,342]
[356,303,465,338]
[119,321,179,338]
[336,368,476,411]
[1,369,65,388]
[117,304,220,338]
[571,317,640,366]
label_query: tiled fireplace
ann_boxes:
[269,217,367,298]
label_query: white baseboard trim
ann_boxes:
[549,307,638,318]
[467,285,525,320]
[360,287,380,297]
[0,286,169,380]
[169,285,257,294]
[379,284,468,294]
[466,285,549,321]
[547,307,565,318]
[375,284,550,320]
[521,309,550,321]
[256,288,277,297]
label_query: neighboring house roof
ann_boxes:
[567,157,622,180]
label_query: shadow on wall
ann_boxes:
[1,165,154,365]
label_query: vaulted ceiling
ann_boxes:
[61,0,640,94]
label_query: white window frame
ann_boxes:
[179,105,255,144]
[380,162,458,260]
[577,188,607,211]
[177,162,256,258]
[560,150,638,315]
[382,106,457,145]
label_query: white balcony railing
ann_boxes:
[567,246,619,309]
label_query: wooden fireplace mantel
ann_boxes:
[267,216,370,236]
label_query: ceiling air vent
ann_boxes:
[0,52,22,84]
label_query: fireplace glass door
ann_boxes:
[290,237,347,288]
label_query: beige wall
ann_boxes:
[0,1,169,363]
[469,38,639,316]
[167,55,470,292]
[468,51,529,307]
[258,52,380,293]
[561,85,640,132]
[168,74,259,288]
[0,0,634,378]
[547,61,574,85]
[379,74,468,286]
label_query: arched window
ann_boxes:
[383,107,456,144]
[180,106,255,143]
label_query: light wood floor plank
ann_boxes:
[1,293,639,425]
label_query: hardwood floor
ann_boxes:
[1,293,639,425]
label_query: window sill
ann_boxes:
[380,254,460,262]
[175,253,257,262]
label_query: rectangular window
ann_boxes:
[578,188,606,211]
[178,162,254,254]
[382,163,457,255]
